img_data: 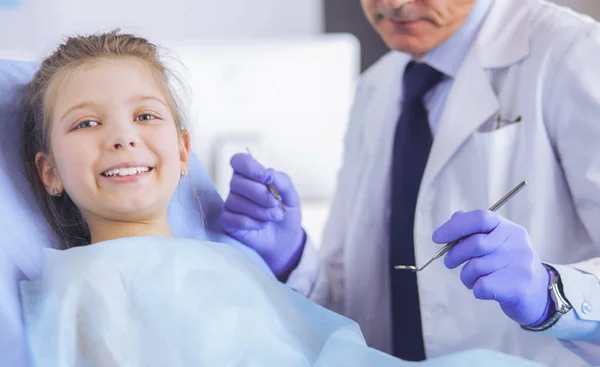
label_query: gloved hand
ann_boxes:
[432,210,553,327]
[220,153,306,278]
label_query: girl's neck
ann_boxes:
[87,214,173,244]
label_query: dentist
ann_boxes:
[221,0,600,365]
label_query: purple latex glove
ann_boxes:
[220,153,306,277]
[432,210,553,327]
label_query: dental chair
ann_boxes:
[0,59,268,366]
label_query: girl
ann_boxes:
[17,30,539,367]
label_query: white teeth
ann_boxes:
[103,167,151,177]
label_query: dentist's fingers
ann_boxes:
[224,193,284,222]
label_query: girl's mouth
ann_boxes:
[101,166,154,177]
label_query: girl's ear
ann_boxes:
[35,152,64,195]
[178,129,191,171]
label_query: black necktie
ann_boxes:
[389,61,444,361]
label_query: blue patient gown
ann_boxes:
[20,237,542,366]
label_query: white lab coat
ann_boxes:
[287,0,600,365]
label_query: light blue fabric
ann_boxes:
[535,264,600,341]
[20,236,542,367]
[518,264,600,365]
[0,59,43,367]
[419,0,493,135]
[0,58,269,367]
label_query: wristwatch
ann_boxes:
[522,264,573,332]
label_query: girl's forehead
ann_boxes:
[48,60,164,118]
[59,59,165,101]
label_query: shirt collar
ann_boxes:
[422,0,493,78]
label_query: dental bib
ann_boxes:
[20,236,542,367]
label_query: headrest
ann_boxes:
[0,59,268,366]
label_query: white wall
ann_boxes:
[0,0,346,244]
[551,0,600,19]
[5,0,598,245]
[166,37,359,243]
[0,0,323,59]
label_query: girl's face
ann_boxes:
[36,58,190,238]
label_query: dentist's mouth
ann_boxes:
[388,17,427,27]
[101,166,154,177]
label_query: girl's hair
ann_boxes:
[21,29,189,249]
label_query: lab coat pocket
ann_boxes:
[473,121,521,144]
[470,123,521,197]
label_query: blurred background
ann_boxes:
[0,0,598,245]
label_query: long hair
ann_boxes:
[21,30,189,248]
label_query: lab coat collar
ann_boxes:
[357,0,531,187]
[421,0,532,190]
[420,50,500,192]
[474,0,531,68]
[360,0,531,90]
[424,0,493,78]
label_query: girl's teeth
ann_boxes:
[104,167,151,177]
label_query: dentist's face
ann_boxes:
[361,0,476,57]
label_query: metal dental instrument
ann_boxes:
[245,147,286,212]
[395,180,528,273]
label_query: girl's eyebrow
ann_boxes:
[129,95,169,109]
[59,101,97,123]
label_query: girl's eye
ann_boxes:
[75,120,99,130]
[135,114,156,122]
